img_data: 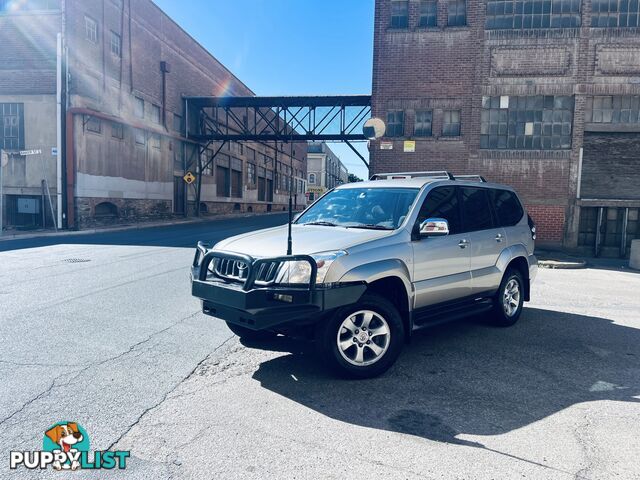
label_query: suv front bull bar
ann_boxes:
[190,242,366,331]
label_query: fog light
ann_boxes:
[273,293,293,303]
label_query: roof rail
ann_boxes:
[370,171,455,181]
[455,175,487,183]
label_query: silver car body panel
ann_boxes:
[208,177,537,320]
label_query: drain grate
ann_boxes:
[62,258,91,264]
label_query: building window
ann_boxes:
[231,158,243,198]
[386,110,404,137]
[589,96,640,124]
[134,97,144,119]
[86,116,101,134]
[0,103,23,151]
[485,0,581,29]
[111,122,124,139]
[217,155,231,198]
[480,95,574,149]
[442,110,461,136]
[448,0,467,26]
[247,162,256,185]
[173,113,182,133]
[134,128,146,145]
[592,0,640,26]
[414,110,433,137]
[151,104,161,124]
[110,31,121,57]
[419,0,438,26]
[390,0,409,27]
[85,16,98,43]
[149,133,160,149]
[309,173,316,184]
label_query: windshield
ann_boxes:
[296,188,419,230]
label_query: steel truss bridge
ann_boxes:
[182,95,371,215]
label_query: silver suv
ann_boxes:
[191,171,537,378]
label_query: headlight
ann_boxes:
[276,251,347,285]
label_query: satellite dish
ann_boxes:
[363,118,386,140]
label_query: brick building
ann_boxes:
[371,0,640,256]
[0,0,307,231]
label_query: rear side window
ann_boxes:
[490,189,524,227]
[460,187,494,232]
[417,186,461,234]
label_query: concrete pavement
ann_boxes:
[1,216,639,479]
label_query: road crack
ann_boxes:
[107,335,234,451]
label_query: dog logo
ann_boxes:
[44,422,88,470]
[10,421,129,471]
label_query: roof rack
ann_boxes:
[455,175,487,183]
[369,171,488,183]
[370,171,455,181]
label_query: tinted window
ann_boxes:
[491,189,524,227]
[417,187,461,234]
[461,187,494,232]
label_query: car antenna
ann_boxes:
[287,140,294,255]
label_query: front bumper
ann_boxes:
[190,243,366,331]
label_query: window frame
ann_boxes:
[85,15,98,44]
[134,97,144,119]
[447,0,467,26]
[416,185,463,235]
[419,0,438,26]
[386,110,405,138]
[442,110,461,137]
[111,121,124,140]
[390,0,410,28]
[110,30,121,57]
[414,110,433,137]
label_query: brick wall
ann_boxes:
[0,10,59,95]
[526,204,566,243]
[371,0,640,249]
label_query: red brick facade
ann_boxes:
[371,0,640,249]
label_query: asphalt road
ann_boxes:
[1,216,639,479]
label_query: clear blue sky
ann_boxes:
[153,0,374,180]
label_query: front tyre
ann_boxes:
[318,293,404,379]
[490,268,525,327]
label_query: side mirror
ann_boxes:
[419,218,449,237]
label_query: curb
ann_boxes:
[0,211,289,242]
[538,259,587,269]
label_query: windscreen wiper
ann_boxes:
[302,221,339,227]
[346,224,393,230]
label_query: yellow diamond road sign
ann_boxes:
[183,172,196,184]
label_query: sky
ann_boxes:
[153,0,375,180]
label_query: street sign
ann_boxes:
[183,171,196,184]
[380,141,393,150]
[19,149,42,156]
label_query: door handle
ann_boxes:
[495,233,503,242]
[458,239,469,249]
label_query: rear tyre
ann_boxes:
[317,293,404,379]
[225,322,276,341]
[489,268,525,327]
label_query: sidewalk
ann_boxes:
[0,211,287,242]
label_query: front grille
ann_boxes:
[214,258,249,282]
[253,260,281,285]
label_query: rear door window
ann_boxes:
[417,186,461,234]
[460,187,494,232]
[490,189,524,227]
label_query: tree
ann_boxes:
[348,173,363,183]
